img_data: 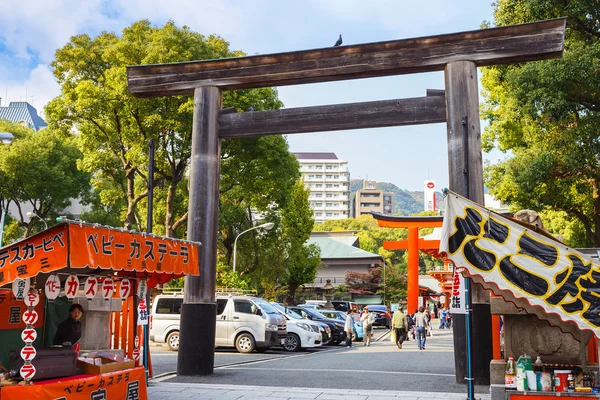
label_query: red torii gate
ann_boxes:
[371,213,443,312]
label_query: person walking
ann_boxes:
[439,307,447,329]
[392,305,407,349]
[414,306,428,350]
[360,306,374,346]
[345,308,354,348]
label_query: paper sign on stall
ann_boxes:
[119,278,132,300]
[85,276,98,300]
[21,328,37,343]
[24,291,39,307]
[12,278,30,300]
[137,279,147,299]
[65,275,79,299]
[44,275,60,301]
[137,298,148,326]
[450,267,467,315]
[102,277,114,301]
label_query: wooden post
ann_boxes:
[407,227,420,313]
[178,86,221,376]
[445,60,492,386]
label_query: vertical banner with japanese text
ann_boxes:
[0,366,147,400]
[440,191,600,335]
[450,266,467,315]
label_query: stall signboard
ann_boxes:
[450,266,467,315]
[0,366,148,400]
[119,278,132,300]
[69,224,199,275]
[24,291,39,307]
[44,274,61,301]
[0,223,199,290]
[84,276,98,300]
[12,278,30,300]
[440,192,600,334]
[65,274,79,299]
[0,225,68,286]
[102,277,114,300]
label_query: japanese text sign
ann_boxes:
[0,292,44,330]
[101,277,114,300]
[137,279,147,299]
[0,225,68,286]
[69,224,199,276]
[12,278,30,300]
[45,275,61,300]
[137,298,148,326]
[20,345,36,361]
[85,276,98,300]
[440,192,600,335]
[450,265,467,315]
[1,366,148,400]
[65,275,79,299]
[119,279,132,299]
[21,328,37,343]
[24,291,39,307]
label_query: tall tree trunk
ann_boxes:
[124,168,137,231]
[165,181,177,237]
[286,283,299,305]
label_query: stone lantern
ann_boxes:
[323,279,334,309]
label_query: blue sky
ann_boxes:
[0,0,504,191]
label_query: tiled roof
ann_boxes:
[308,237,382,260]
[294,152,338,160]
[0,102,47,131]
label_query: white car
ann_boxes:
[271,303,323,352]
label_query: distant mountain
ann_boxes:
[350,180,428,215]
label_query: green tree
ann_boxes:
[0,121,90,238]
[481,0,600,246]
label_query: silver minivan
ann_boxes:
[150,294,287,353]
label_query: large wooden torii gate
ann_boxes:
[126,18,565,383]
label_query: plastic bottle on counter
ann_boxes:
[505,356,517,390]
[533,356,543,372]
[567,373,575,392]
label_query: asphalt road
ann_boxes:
[152,325,487,394]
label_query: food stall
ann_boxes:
[439,191,600,399]
[0,221,199,400]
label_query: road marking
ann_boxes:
[220,366,455,377]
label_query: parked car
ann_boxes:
[303,300,326,309]
[331,300,359,313]
[366,305,391,328]
[319,310,363,341]
[287,306,346,345]
[270,303,323,352]
[150,294,287,353]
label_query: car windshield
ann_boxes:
[270,302,303,319]
[253,299,280,315]
[301,307,327,319]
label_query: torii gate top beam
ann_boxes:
[127,18,565,97]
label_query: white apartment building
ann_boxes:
[294,153,350,224]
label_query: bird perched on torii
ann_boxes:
[334,34,343,47]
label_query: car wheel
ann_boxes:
[235,333,256,353]
[166,331,179,351]
[352,330,358,341]
[283,333,301,352]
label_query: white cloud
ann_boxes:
[2,64,60,117]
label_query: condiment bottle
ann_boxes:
[533,356,543,372]
[567,373,575,392]
[505,356,517,390]
[541,365,552,392]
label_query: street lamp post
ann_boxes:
[232,222,274,272]
[0,132,14,247]
[26,211,48,230]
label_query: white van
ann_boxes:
[150,294,287,353]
